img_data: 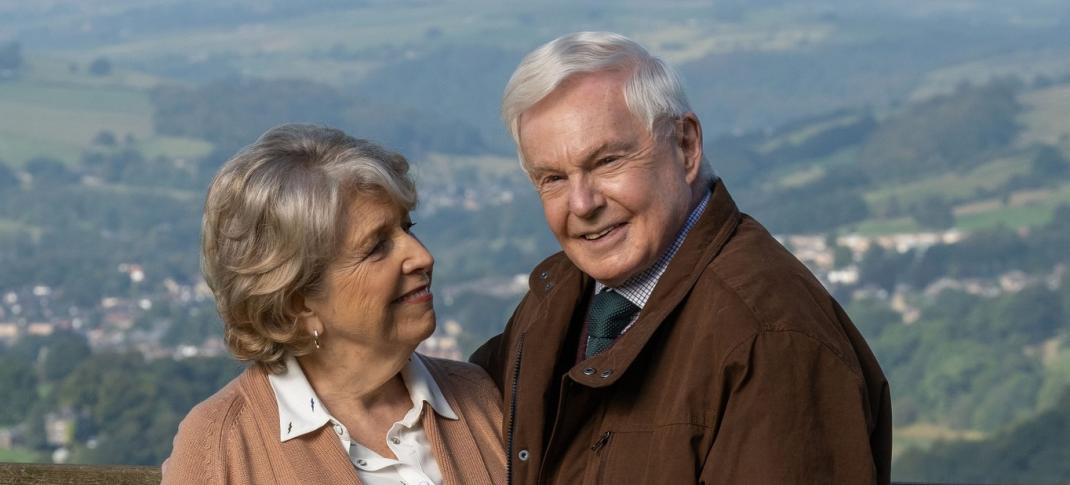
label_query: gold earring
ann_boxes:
[313,330,320,349]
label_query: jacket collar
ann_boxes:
[524,178,743,388]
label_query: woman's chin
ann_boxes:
[408,314,438,346]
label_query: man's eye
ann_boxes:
[541,175,564,186]
[402,221,416,233]
[596,156,620,167]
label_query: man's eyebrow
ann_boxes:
[530,140,635,174]
[580,140,635,165]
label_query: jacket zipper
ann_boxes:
[590,431,612,453]
[506,333,525,485]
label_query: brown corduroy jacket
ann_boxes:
[162,354,506,485]
[472,180,892,485]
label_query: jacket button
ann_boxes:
[544,282,554,290]
[582,367,596,376]
[518,449,530,461]
[540,271,549,279]
[600,369,613,378]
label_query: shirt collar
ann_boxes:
[267,353,457,443]
[595,189,712,308]
[403,353,458,422]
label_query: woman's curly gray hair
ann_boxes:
[201,124,416,373]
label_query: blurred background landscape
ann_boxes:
[1,0,1069,482]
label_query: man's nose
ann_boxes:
[568,177,604,219]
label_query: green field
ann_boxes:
[1019,83,1070,147]
[0,55,216,167]
[0,447,43,463]
[0,77,154,166]
[852,217,920,236]
[133,136,213,162]
[953,183,1070,231]
[0,219,41,239]
[1036,344,1070,410]
[910,49,1070,103]
[853,183,1070,236]
[863,156,1031,210]
[893,423,986,460]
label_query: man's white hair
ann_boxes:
[502,31,712,181]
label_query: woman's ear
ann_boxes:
[290,293,321,335]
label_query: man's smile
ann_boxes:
[578,222,626,241]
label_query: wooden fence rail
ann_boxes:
[0,463,160,485]
[0,462,1025,485]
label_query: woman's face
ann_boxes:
[303,193,435,355]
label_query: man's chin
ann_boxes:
[570,255,640,287]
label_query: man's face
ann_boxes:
[518,70,703,287]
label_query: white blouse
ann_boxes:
[268,354,458,485]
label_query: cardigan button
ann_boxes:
[518,449,530,461]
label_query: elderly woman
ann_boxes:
[162,124,505,485]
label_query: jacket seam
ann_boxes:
[604,421,715,431]
[709,271,865,383]
[216,393,246,485]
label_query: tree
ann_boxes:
[0,41,22,75]
[56,353,242,465]
[1031,145,1068,179]
[0,160,18,190]
[26,157,78,186]
[92,130,117,146]
[859,81,1022,181]
[0,355,38,426]
[893,390,1070,483]
[40,331,92,381]
[88,57,112,76]
[910,197,955,230]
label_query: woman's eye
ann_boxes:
[402,220,416,233]
[368,239,387,256]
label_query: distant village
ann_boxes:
[2,222,1061,363]
[1,216,1064,461]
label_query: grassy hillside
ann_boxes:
[0,59,210,166]
[1,1,1069,476]
[1020,82,1070,147]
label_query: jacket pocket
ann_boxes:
[582,430,653,485]
[583,424,710,484]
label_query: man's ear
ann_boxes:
[677,113,704,185]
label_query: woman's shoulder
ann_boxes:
[162,367,255,484]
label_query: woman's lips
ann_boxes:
[395,285,432,304]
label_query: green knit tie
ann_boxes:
[586,290,640,358]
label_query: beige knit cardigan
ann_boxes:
[162,354,506,485]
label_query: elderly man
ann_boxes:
[472,32,891,484]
